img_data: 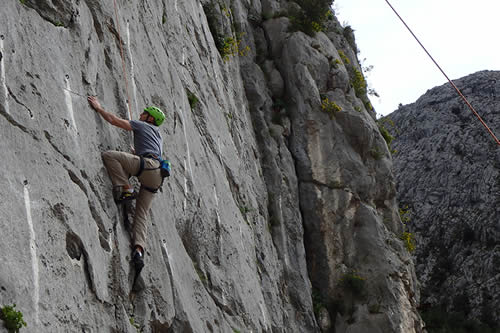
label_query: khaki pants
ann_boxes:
[102,150,162,250]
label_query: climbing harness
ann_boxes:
[135,154,172,193]
[384,0,500,146]
[112,0,133,121]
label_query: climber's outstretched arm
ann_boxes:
[88,96,132,131]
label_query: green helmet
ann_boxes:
[144,106,165,126]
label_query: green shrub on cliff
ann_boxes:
[337,50,374,114]
[1,304,27,333]
[321,97,342,118]
[203,3,249,61]
[186,89,199,110]
[401,231,416,253]
[377,119,396,154]
[338,50,350,65]
[340,272,365,297]
[289,0,334,36]
[378,123,394,146]
[343,25,357,53]
[399,206,416,253]
[220,34,250,61]
[351,69,367,98]
[312,288,327,318]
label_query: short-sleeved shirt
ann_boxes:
[130,120,163,157]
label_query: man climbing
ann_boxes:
[87,96,165,272]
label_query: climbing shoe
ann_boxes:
[132,248,144,271]
[114,189,137,203]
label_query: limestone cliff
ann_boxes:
[0,0,421,332]
[388,70,500,330]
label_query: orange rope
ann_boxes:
[112,0,133,120]
[384,0,500,146]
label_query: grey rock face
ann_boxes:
[0,0,421,332]
[389,70,500,327]
[242,12,422,333]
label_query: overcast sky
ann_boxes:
[334,0,500,116]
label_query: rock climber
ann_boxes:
[87,96,165,272]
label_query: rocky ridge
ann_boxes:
[0,0,421,332]
[388,70,500,329]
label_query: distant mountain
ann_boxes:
[389,70,500,330]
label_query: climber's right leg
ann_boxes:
[101,150,140,202]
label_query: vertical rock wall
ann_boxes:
[238,3,422,331]
[0,0,421,332]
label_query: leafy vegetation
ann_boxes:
[129,317,143,333]
[377,118,396,154]
[239,205,250,215]
[337,272,366,324]
[289,0,334,36]
[370,147,384,160]
[351,69,367,99]
[347,65,372,112]
[330,58,342,69]
[1,304,27,333]
[339,272,365,297]
[203,3,249,61]
[338,50,350,65]
[399,206,411,224]
[342,25,357,53]
[378,123,394,146]
[400,231,416,253]
[399,206,416,253]
[321,97,342,118]
[364,100,373,111]
[337,48,375,114]
[186,89,199,110]
[220,34,250,61]
[194,262,208,282]
[312,288,327,318]
[335,25,379,114]
[368,303,382,314]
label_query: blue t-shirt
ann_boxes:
[130,120,163,157]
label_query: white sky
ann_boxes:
[334,0,500,116]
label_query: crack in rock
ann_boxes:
[66,167,111,252]
[80,169,108,217]
[51,209,98,300]
[44,131,72,162]
[66,230,85,261]
[0,101,39,140]
[301,179,351,192]
[106,21,126,50]
[7,86,34,118]
[81,241,97,296]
